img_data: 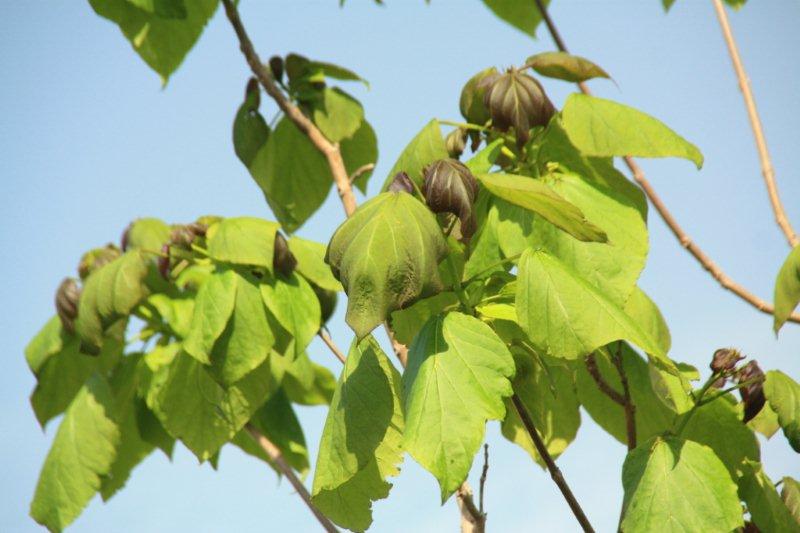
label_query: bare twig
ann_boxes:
[245,424,339,533]
[479,444,489,515]
[221,0,356,217]
[349,163,375,184]
[318,328,347,364]
[712,0,798,247]
[585,353,625,405]
[531,0,800,325]
[457,483,486,533]
[510,394,595,532]
[611,343,636,450]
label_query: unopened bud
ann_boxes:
[388,171,415,194]
[445,128,468,159]
[55,277,81,333]
[737,360,766,424]
[158,244,171,280]
[710,348,743,374]
[423,159,479,240]
[78,244,120,280]
[268,57,284,84]
[482,69,555,146]
[273,232,297,277]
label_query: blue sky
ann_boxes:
[2,1,799,531]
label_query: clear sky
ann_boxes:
[2,1,799,532]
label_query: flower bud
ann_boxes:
[55,277,81,333]
[269,56,284,83]
[273,232,297,277]
[169,222,207,249]
[158,244,171,280]
[422,159,479,240]
[710,348,743,374]
[445,128,468,159]
[312,284,338,325]
[388,171,415,194]
[737,360,766,423]
[78,244,120,280]
[482,69,555,146]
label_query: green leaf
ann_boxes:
[125,0,187,19]
[210,272,274,385]
[621,437,743,533]
[76,251,150,350]
[465,138,503,174]
[146,351,274,461]
[561,94,704,168]
[250,390,309,475]
[526,51,611,83]
[648,360,692,414]
[389,292,460,345]
[145,293,195,339]
[516,249,669,365]
[403,312,515,500]
[312,337,404,531]
[782,477,800,524]
[309,59,369,86]
[30,375,120,532]
[183,269,238,364]
[233,80,270,168]
[282,355,336,406]
[250,118,332,232]
[748,402,781,439]
[124,217,170,252]
[88,0,218,83]
[477,173,607,243]
[341,119,378,193]
[326,192,448,339]
[764,370,800,452]
[528,169,648,306]
[576,344,677,445]
[25,317,65,375]
[502,348,580,466]
[382,119,448,189]
[738,460,800,533]
[260,272,321,357]
[463,191,504,280]
[480,0,548,38]
[207,217,280,269]
[312,88,364,142]
[287,236,342,292]
[624,287,671,354]
[773,245,800,333]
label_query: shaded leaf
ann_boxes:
[260,272,321,357]
[183,269,237,365]
[764,370,800,452]
[312,87,364,142]
[773,245,800,333]
[287,236,342,292]
[233,78,270,168]
[738,460,800,533]
[460,67,498,126]
[249,390,309,475]
[341,119,379,194]
[782,477,800,524]
[282,355,336,406]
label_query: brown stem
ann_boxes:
[245,424,339,533]
[711,0,798,248]
[220,0,356,217]
[611,343,636,450]
[479,444,489,515]
[585,353,625,405]
[510,394,595,532]
[532,0,800,325]
[318,329,347,364]
[457,482,486,533]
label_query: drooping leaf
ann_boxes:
[480,0,549,38]
[561,94,703,168]
[250,118,332,232]
[403,312,515,500]
[146,351,274,461]
[326,192,448,339]
[738,460,800,533]
[260,272,321,357]
[287,236,342,292]
[526,51,611,83]
[773,245,800,333]
[311,87,364,142]
[383,119,448,189]
[620,437,743,533]
[764,370,800,452]
[207,217,280,270]
[233,78,270,168]
[312,337,404,531]
[183,269,238,365]
[478,173,607,243]
[516,249,669,366]
[502,348,580,466]
[88,0,218,83]
[30,375,120,532]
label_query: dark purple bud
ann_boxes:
[55,277,81,334]
[121,223,131,252]
[738,360,766,423]
[388,171,415,194]
[78,244,120,280]
[169,222,207,249]
[482,69,555,146]
[273,232,297,277]
[710,348,743,374]
[312,284,338,324]
[445,128,468,159]
[423,159,479,240]
[158,244,171,280]
[245,77,261,106]
[268,57,284,83]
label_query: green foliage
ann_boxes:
[480,0,547,37]
[738,461,800,533]
[383,119,448,189]
[620,437,743,532]
[764,370,800,452]
[526,51,611,83]
[773,245,800,333]
[207,217,280,270]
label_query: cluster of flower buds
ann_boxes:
[55,278,81,333]
[708,348,765,423]
[422,159,479,241]
[273,232,297,277]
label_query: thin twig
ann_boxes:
[510,394,595,532]
[584,353,625,405]
[479,444,489,515]
[712,0,798,248]
[610,343,637,450]
[245,424,340,533]
[318,328,346,364]
[531,0,800,325]
[349,163,375,184]
[220,0,356,217]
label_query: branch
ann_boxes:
[479,444,489,515]
[318,328,347,364]
[510,394,595,532]
[245,424,340,533]
[457,482,486,533]
[585,353,625,405]
[611,343,636,451]
[220,0,356,217]
[531,0,800,325]
[712,0,798,248]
